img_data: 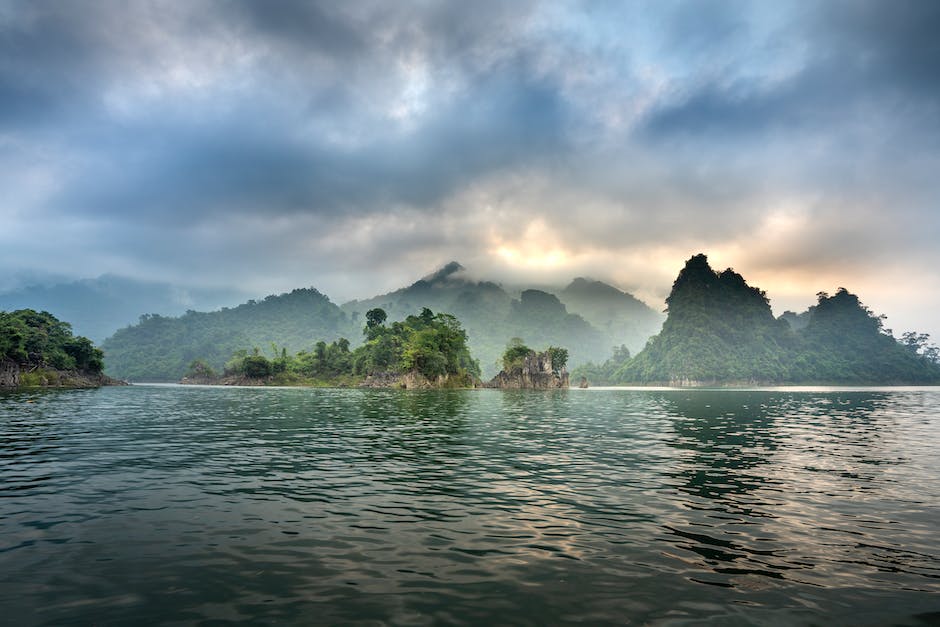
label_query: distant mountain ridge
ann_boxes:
[99,262,662,380]
[342,261,662,376]
[102,288,355,381]
[0,275,249,343]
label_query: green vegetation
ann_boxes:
[1,309,103,374]
[501,338,533,371]
[571,344,631,385]
[546,346,568,373]
[102,288,356,381]
[101,262,663,381]
[206,307,480,387]
[613,254,940,385]
[499,340,568,374]
[342,262,661,377]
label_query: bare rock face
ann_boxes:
[487,351,569,389]
[0,359,20,388]
[360,371,479,389]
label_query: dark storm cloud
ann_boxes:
[641,1,940,140]
[2,1,569,223]
[53,65,568,223]
[227,0,368,57]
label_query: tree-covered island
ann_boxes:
[182,307,482,388]
[487,339,570,388]
[0,309,123,388]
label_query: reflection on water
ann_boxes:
[654,390,940,600]
[1,385,939,625]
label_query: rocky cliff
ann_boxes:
[0,359,19,388]
[487,350,569,389]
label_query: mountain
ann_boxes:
[0,275,248,343]
[556,278,663,354]
[100,262,664,381]
[343,262,655,376]
[102,288,355,381]
[791,288,940,383]
[618,254,792,384]
[617,254,940,385]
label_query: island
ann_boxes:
[0,309,124,388]
[182,307,482,389]
[486,340,569,388]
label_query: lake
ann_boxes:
[1,385,939,625]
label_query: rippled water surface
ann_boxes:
[2,385,940,625]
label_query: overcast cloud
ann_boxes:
[1,0,939,337]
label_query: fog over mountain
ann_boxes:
[0,276,250,342]
[2,2,939,341]
[101,261,662,381]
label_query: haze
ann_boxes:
[2,1,939,339]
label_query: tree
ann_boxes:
[502,339,532,372]
[547,346,568,373]
[241,355,272,378]
[366,308,387,329]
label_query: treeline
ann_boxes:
[190,307,481,387]
[571,345,631,385]
[0,309,103,374]
[603,254,940,385]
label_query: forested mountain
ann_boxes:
[616,254,940,385]
[0,275,247,343]
[102,288,355,381]
[343,262,655,375]
[101,262,661,381]
[791,289,939,383]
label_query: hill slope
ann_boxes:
[101,262,664,381]
[343,263,653,376]
[557,278,663,354]
[102,288,355,381]
[617,254,940,385]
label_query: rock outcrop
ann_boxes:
[0,359,19,388]
[487,351,569,389]
[359,371,480,389]
[3,365,126,388]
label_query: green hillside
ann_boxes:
[101,262,666,381]
[102,288,355,381]
[1,309,103,375]
[343,262,655,376]
[616,254,940,385]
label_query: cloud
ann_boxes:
[1,1,939,337]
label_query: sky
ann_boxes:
[1,1,939,337]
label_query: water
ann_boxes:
[2,385,939,626]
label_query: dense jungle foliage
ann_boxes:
[211,307,480,386]
[0,309,103,374]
